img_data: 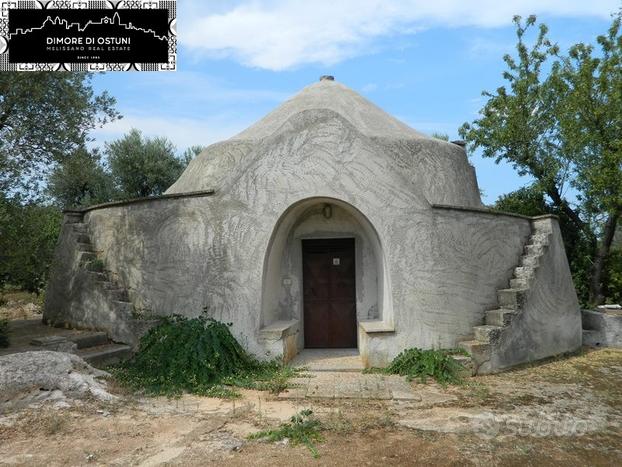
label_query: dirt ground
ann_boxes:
[0,292,42,321]
[1,348,621,466]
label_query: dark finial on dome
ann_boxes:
[320,75,335,81]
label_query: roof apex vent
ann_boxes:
[320,75,335,81]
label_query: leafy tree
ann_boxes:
[107,129,186,198]
[493,185,593,303]
[431,132,450,141]
[0,72,119,199]
[0,196,62,292]
[554,16,622,304]
[494,185,552,217]
[47,147,115,209]
[181,145,206,165]
[460,14,622,305]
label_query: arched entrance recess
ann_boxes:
[260,197,393,359]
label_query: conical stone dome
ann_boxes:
[166,77,482,209]
[234,77,427,141]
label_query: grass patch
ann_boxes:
[248,410,323,458]
[111,311,300,398]
[0,318,8,348]
[368,348,465,386]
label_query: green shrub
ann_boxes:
[112,311,298,398]
[248,410,323,458]
[383,348,465,386]
[0,318,9,348]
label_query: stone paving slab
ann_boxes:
[289,349,364,372]
[280,371,418,401]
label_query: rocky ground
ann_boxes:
[0,347,621,466]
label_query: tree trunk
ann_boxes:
[589,211,620,306]
[546,185,587,234]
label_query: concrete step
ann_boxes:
[85,260,104,272]
[72,223,88,234]
[458,339,490,355]
[514,266,534,279]
[78,251,97,265]
[78,343,132,368]
[473,325,503,342]
[524,244,545,256]
[498,288,528,308]
[486,308,516,327]
[582,329,603,347]
[69,332,108,349]
[521,255,539,268]
[75,234,91,244]
[451,354,472,369]
[529,233,550,245]
[510,277,530,289]
[88,271,108,282]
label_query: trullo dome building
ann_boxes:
[44,77,582,374]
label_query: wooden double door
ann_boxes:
[302,238,357,348]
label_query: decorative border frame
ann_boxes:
[0,0,176,71]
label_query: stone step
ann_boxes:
[85,260,104,272]
[514,266,534,279]
[473,325,503,342]
[451,354,472,369]
[72,223,88,233]
[510,277,530,289]
[77,242,95,252]
[78,343,132,368]
[524,244,545,256]
[75,234,91,244]
[69,332,109,349]
[486,308,516,327]
[529,233,550,245]
[582,329,603,347]
[78,251,97,264]
[88,271,108,282]
[458,339,491,355]
[521,255,539,268]
[498,288,528,308]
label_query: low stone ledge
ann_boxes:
[359,320,395,334]
[582,309,622,348]
[258,320,299,342]
[63,189,215,215]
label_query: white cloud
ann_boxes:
[91,114,249,151]
[180,0,619,70]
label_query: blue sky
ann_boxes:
[91,0,620,204]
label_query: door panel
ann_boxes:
[303,238,356,348]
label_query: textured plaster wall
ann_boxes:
[48,192,534,363]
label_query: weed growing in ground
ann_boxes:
[111,311,300,398]
[373,348,466,386]
[248,410,323,458]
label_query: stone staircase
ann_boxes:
[458,223,551,374]
[62,221,143,364]
[73,222,136,323]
